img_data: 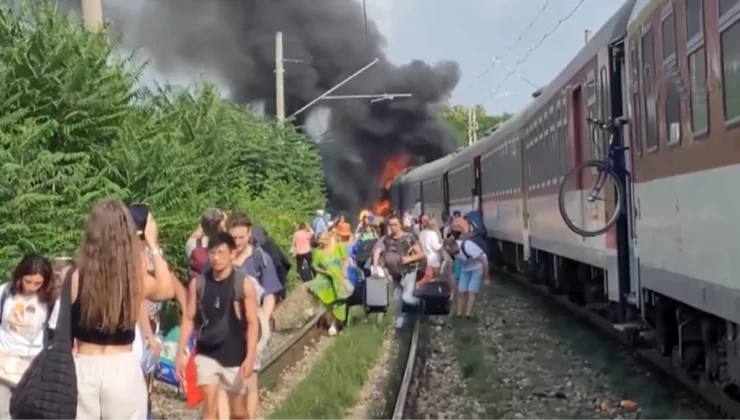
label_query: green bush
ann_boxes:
[0,1,325,280]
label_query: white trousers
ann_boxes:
[75,352,147,419]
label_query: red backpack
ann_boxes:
[189,238,209,280]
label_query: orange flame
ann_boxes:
[372,154,410,215]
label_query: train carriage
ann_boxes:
[626,0,740,385]
[392,0,740,401]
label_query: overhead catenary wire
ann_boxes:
[489,0,588,101]
[362,0,369,43]
[460,0,553,94]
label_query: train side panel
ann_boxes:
[480,138,524,245]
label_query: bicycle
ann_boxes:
[557,116,629,237]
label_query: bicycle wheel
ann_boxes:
[558,160,624,237]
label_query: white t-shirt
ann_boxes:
[418,229,443,268]
[0,283,59,358]
[455,240,486,272]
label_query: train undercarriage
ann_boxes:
[491,237,740,413]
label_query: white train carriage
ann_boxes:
[392,0,740,398]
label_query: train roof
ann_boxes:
[402,152,458,184]
[448,0,636,168]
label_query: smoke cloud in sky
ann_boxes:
[56,0,461,213]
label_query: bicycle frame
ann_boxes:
[586,119,625,203]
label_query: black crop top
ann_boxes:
[71,276,136,346]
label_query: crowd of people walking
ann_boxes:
[0,198,489,419]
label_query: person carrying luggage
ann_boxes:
[371,213,426,329]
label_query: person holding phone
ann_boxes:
[69,199,176,419]
[130,203,189,417]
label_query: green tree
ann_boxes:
[441,104,512,148]
[0,1,325,282]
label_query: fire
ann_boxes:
[372,154,410,215]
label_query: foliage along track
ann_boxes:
[267,308,391,419]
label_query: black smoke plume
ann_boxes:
[56,0,460,213]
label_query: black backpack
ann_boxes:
[459,233,489,260]
[10,274,76,419]
[354,239,377,268]
[256,231,292,284]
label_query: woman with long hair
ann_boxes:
[0,254,56,417]
[69,199,175,419]
[292,222,314,282]
[310,231,352,336]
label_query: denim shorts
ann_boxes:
[458,267,483,293]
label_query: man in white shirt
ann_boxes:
[443,233,490,319]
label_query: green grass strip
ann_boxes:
[452,301,506,417]
[268,309,390,419]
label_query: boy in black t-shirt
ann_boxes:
[176,232,260,419]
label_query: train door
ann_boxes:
[569,85,586,234]
[442,171,450,218]
[610,40,639,310]
[473,156,483,214]
[519,134,531,261]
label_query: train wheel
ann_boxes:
[558,160,623,237]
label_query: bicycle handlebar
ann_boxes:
[586,116,628,130]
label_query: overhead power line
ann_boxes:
[460,0,552,94]
[490,0,588,101]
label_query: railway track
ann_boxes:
[501,266,740,418]
[382,270,720,420]
[152,311,327,418]
[390,316,421,420]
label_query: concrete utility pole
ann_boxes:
[467,108,478,146]
[81,0,103,30]
[275,31,286,122]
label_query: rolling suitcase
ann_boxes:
[364,275,389,314]
[414,281,452,315]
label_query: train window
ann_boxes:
[662,12,676,59]
[719,0,740,20]
[641,29,659,151]
[721,15,740,123]
[689,47,709,135]
[686,0,703,43]
[599,66,609,155]
[586,71,598,158]
[550,107,557,180]
[600,66,609,117]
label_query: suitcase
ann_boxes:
[364,275,389,313]
[414,281,452,315]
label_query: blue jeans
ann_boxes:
[458,266,483,293]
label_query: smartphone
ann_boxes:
[129,203,149,235]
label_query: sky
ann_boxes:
[363,0,624,116]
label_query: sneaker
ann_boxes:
[328,324,338,336]
[394,316,405,330]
